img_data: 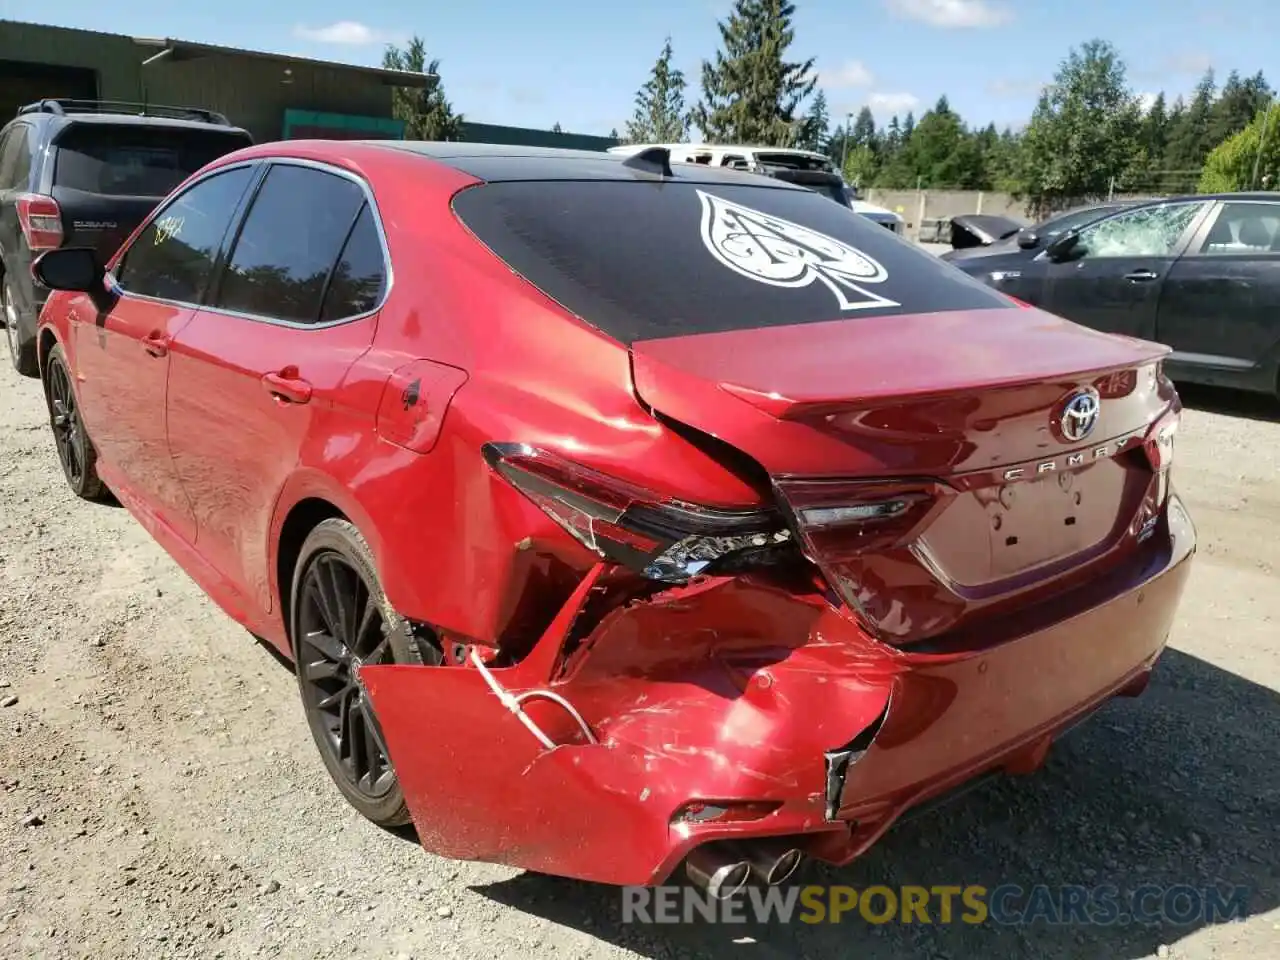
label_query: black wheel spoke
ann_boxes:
[307,570,342,639]
[353,596,383,659]
[301,657,342,682]
[302,627,346,664]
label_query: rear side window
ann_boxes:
[0,124,32,189]
[115,165,256,304]
[53,125,253,197]
[214,164,370,324]
[319,205,387,322]
[452,180,1010,344]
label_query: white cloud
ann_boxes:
[885,0,1012,28]
[1137,91,1159,112]
[1162,52,1213,75]
[986,77,1050,98]
[294,21,393,45]
[821,60,875,89]
[868,92,921,114]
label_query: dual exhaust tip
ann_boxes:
[684,839,805,900]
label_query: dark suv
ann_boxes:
[0,99,252,375]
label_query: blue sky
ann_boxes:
[8,0,1278,136]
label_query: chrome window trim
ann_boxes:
[111,155,394,330]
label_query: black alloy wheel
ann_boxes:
[292,518,437,827]
[43,345,105,500]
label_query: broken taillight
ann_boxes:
[16,194,64,252]
[482,442,793,583]
[774,479,942,560]
[1143,408,1178,474]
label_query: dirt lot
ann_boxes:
[1,361,1278,960]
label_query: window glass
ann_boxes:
[451,179,1011,345]
[0,130,14,187]
[319,204,386,322]
[1076,202,1205,259]
[114,165,256,304]
[0,126,29,189]
[52,126,252,198]
[1040,204,1124,240]
[215,164,365,323]
[9,126,31,189]
[1198,203,1280,254]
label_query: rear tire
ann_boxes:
[2,278,38,378]
[290,518,439,828]
[43,344,107,501]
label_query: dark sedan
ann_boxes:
[940,201,1136,264]
[950,193,1280,398]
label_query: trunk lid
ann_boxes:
[630,306,1175,645]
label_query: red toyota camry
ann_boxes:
[31,140,1194,898]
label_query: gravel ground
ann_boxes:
[2,356,1279,960]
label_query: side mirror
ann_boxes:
[33,247,104,291]
[1045,231,1082,263]
[32,248,115,311]
[1017,229,1040,250]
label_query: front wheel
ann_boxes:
[43,344,107,501]
[291,518,439,828]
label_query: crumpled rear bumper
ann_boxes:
[361,495,1194,887]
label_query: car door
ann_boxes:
[1154,199,1280,386]
[1038,200,1212,339]
[166,160,387,615]
[72,162,260,542]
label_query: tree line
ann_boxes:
[620,1,1277,212]
[380,0,1277,213]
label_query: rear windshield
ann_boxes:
[53,125,253,197]
[452,180,1011,344]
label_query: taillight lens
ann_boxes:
[1144,408,1178,474]
[16,193,64,252]
[483,443,793,583]
[774,478,941,558]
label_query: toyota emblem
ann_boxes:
[1058,388,1101,442]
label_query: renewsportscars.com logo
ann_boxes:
[621,883,1251,926]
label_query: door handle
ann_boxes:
[262,370,313,404]
[141,332,169,358]
[1124,269,1159,282]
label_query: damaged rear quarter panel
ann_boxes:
[360,573,898,886]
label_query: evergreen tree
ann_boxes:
[851,106,876,147]
[1165,69,1218,184]
[902,111,916,140]
[798,90,830,152]
[609,127,620,141]
[692,0,817,145]
[382,37,464,141]
[552,122,564,134]
[1207,70,1272,147]
[624,38,690,144]
[1018,39,1141,213]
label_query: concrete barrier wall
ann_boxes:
[864,189,1028,238]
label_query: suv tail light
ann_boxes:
[16,194,64,252]
[482,443,793,583]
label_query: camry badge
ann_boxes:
[1058,387,1101,443]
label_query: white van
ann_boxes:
[607,142,905,234]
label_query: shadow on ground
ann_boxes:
[472,648,1280,959]
[1177,383,1280,424]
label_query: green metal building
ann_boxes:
[0,20,619,149]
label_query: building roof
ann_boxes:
[131,37,435,87]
